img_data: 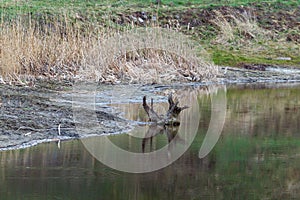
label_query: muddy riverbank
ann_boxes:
[0,83,135,150]
[221,65,300,83]
[1,66,300,150]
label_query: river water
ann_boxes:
[1,83,300,199]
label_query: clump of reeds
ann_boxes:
[0,15,94,84]
[0,14,218,84]
[83,27,218,83]
[211,10,271,46]
[211,9,299,60]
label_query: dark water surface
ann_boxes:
[1,83,300,199]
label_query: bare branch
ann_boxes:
[151,98,154,110]
[143,96,161,122]
[143,94,188,125]
[143,96,150,116]
[167,93,189,118]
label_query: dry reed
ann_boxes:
[83,27,218,83]
[0,15,218,84]
[212,10,271,46]
[0,16,93,84]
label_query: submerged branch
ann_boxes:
[143,94,188,126]
[143,96,161,122]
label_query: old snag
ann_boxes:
[142,94,188,126]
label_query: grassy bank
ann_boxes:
[1,0,299,84]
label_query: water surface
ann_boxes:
[1,83,300,199]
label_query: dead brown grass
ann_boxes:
[0,16,93,84]
[83,27,218,83]
[212,10,271,46]
[0,16,218,84]
[211,10,299,62]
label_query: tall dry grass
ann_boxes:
[212,10,272,45]
[0,16,94,84]
[0,15,218,84]
[84,27,218,83]
[211,10,299,60]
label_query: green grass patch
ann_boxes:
[2,0,300,16]
[211,49,300,67]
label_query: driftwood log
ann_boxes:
[142,94,188,152]
[142,94,188,126]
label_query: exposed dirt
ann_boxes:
[0,83,132,150]
[114,3,300,43]
[219,65,300,83]
[237,63,267,71]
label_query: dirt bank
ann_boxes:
[0,83,132,150]
[220,65,300,83]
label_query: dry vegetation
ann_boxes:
[0,16,89,83]
[212,10,270,46]
[1,1,299,84]
[84,27,217,83]
[210,9,299,64]
[0,15,218,84]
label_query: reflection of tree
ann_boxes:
[225,85,300,137]
[142,124,183,153]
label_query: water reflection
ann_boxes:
[80,86,213,173]
[1,83,300,199]
[224,84,300,137]
[141,123,185,154]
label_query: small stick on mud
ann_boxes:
[58,124,61,135]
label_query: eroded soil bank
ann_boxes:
[1,66,300,150]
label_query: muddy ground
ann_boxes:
[0,83,136,150]
[1,66,300,150]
